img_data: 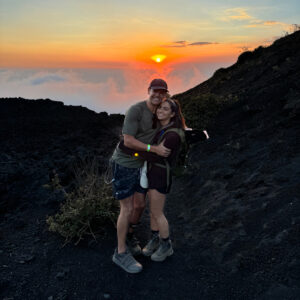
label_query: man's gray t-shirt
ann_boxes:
[111,101,159,168]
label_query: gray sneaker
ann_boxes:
[151,240,174,262]
[142,234,160,256]
[126,234,142,256]
[112,248,143,273]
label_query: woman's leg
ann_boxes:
[148,189,169,238]
[150,212,159,232]
[117,196,134,253]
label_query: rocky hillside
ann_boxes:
[170,30,300,298]
[0,31,299,299]
[0,98,124,214]
[175,30,300,130]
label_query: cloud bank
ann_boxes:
[0,59,235,114]
[162,41,218,48]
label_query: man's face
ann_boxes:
[148,88,168,106]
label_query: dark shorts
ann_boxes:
[155,187,169,194]
[111,162,147,200]
[149,186,170,194]
[149,177,172,194]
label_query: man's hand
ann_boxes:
[151,139,171,157]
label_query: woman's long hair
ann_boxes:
[152,97,187,129]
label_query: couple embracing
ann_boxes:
[110,79,188,273]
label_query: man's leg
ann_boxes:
[129,191,146,229]
[113,195,143,273]
[125,191,146,255]
[117,195,134,253]
[111,162,143,273]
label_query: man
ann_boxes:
[111,79,171,273]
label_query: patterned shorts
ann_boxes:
[111,162,147,200]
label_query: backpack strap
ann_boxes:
[151,127,185,190]
[153,160,171,190]
[157,127,185,145]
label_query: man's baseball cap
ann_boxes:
[149,78,168,92]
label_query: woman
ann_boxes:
[119,98,187,262]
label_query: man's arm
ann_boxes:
[124,134,171,157]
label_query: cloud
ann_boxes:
[31,75,65,85]
[161,41,188,48]
[0,59,235,114]
[237,46,251,52]
[222,8,253,21]
[189,42,218,46]
[162,41,218,48]
[221,7,293,32]
[245,20,292,31]
[174,41,186,45]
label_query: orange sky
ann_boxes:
[0,1,299,113]
[1,39,248,68]
[1,1,297,68]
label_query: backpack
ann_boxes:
[151,128,208,189]
[148,128,186,192]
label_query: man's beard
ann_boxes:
[150,95,162,105]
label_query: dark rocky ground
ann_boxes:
[0,31,300,299]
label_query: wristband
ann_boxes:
[147,144,151,152]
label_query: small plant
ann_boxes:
[46,157,119,246]
[181,93,238,129]
[291,24,300,32]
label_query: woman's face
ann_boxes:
[156,101,175,123]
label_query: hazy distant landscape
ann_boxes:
[0,60,235,114]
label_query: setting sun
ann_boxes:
[151,54,166,63]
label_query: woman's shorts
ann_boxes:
[153,186,170,194]
[111,162,147,200]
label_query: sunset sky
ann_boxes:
[1,0,299,113]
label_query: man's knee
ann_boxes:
[119,198,134,217]
[133,193,146,211]
[120,206,133,218]
[133,201,146,212]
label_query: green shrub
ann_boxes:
[181,93,238,129]
[46,157,119,246]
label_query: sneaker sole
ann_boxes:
[142,250,154,257]
[112,256,143,274]
[151,248,174,262]
[142,246,159,257]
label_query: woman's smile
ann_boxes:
[156,101,175,123]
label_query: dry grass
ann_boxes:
[46,157,119,246]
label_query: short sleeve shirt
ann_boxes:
[111,101,159,168]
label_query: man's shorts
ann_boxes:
[111,161,147,200]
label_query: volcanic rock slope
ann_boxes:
[0,99,123,213]
[170,30,300,297]
[0,31,299,299]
